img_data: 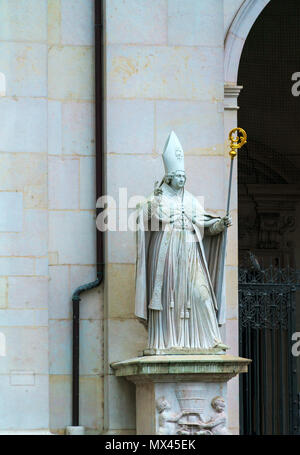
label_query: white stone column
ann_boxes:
[224,82,243,434]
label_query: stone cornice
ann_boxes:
[224,83,243,110]
[111,354,251,383]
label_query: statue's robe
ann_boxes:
[135,183,226,350]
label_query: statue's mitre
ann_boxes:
[162,131,185,175]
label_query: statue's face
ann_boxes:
[170,171,186,190]
[158,399,170,412]
[214,400,225,413]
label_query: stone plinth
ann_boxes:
[111,355,251,435]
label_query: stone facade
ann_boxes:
[0,0,102,434]
[0,0,264,435]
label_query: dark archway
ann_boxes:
[238,0,300,435]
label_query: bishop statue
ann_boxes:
[135,132,231,353]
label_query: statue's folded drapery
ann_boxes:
[135,183,226,350]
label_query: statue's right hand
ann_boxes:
[154,181,163,198]
[154,188,163,197]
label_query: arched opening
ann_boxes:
[238,0,300,434]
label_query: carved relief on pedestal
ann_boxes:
[156,398,177,435]
[155,387,230,436]
[199,396,230,436]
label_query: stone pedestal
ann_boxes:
[111,355,251,435]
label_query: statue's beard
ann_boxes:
[170,184,184,192]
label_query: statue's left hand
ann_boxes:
[221,215,232,228]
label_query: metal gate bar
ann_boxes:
[239,266,298,435]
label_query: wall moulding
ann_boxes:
[224,0,271,84]
[224,83,243,110]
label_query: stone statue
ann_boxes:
[135,131,231,352]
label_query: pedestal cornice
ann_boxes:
[111,354,251,383]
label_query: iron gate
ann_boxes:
[239,266,300,434]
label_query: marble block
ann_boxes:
[111,355,251,435]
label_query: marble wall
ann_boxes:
[0,0,50,432]
[0,0,103,434]
[48,0,103,434]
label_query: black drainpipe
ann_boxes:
[71,0,104,427]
